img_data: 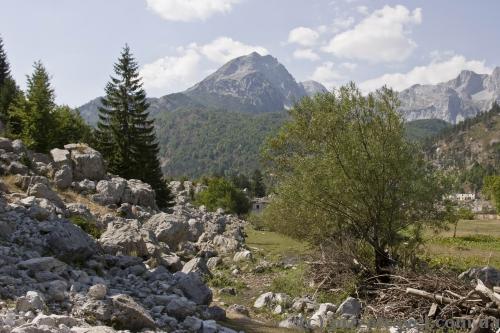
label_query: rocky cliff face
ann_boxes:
[399,67,500,124]
[0,137,247,332]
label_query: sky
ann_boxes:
[1,0,499,107]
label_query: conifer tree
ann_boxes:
[96,45,172,208]
[251,169,266,197]
[0,36,19,123]
[10,61,57,152]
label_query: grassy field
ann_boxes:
[424,219,500,271]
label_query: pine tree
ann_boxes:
[251,169,266,197]
[96,45,172,208]
[10,61,57,152]
[0,36,18,124]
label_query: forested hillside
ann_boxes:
[155,108,286,178]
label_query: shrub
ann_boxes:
[195,177,250,215]
[70,216,102,239]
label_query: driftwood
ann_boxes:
[406,279,500,332]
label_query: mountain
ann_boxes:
[78,52,326,124]
[399,67,500,124]
[425,103,500,191]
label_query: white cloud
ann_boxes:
[310,62,344,88]
[340,62,357,70]
[140,37,268,94]
[323,5,422,63]
[360,55,492,92]
[331,17,355,33]
[197,37,269,64]
[356,5,369,15]
[288,27,320,47]
[293,49,320,61]
[140,48,202,94]
[146,0,240,22]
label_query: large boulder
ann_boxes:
[122,179,157,209]
[182,257,211,277]
[336,297,361,319]
[174,272,213,305]
[50,148,71,168]
[27,183,65,208]
[110,294,156,330]
[99,218,162,258]
[15,291,47,313]
[279,314,310,331]
[54,165,73,190]
[64,144,105,181]
[309,303,336,328]
[93,178,127,205]
[143,213,190,249]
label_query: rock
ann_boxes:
[183,316,203,331]
[219,287,236,296]
[88,284,107,300]
[459,266,500,288]
[15,291,47,313]
[93,178,127,205]
[279,314,310,331]
[274,293,291,308]
[18,257,67,272]
[212,235,240,254]
[159,252,183,272]
[310,303,336,328]
[254,292,274,309]
[122,179,157,209]
[227,304,250,317]
[233,250,252,262]
[99,218,161,258]
[27,183,65,208]
[65,144,105,181]
[66,203,94,220]
[71,327,117,333]
[202,320,218,333]
[31,313,84,327]
[175,272,213,305]
[144,213,190,249]
[7,161,28,175]
[110,294,156,330]
[50,148,71,168]
[37,220,99,262]
[0,137,13,151]
[336,297,361,319]
[166,296,196,319]
[206,256,222,270]
[273,304,283,314]
[54,165,73,190]
[292,297,316,312]
[73,179,96,194]
[182,257,211,277]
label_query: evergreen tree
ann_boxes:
[251,169,266,197]
[0,36,19,124]
[10,61,56,152]
[96,45,172,208]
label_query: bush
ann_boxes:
[70,216,102,239]
[195,177,250,215]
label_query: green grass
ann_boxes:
[246,226,311,262]
[69,216,102,239]
[424,219,500,271]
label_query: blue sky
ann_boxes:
[1,0,499,106]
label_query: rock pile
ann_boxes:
[0,138,247,333]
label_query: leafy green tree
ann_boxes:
[251,169,266,197]
[52,105,93,147]
[195,177,250,215]
[483,176,500,213]
[0,36,19,126]
[96,45,172,208]
[263,83,446,274]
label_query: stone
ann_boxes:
[144,213,190,249]
[18,257,67,272]
[279,314,310,331]
[65,144,105,181]
[206,256,222,270]
[15,291,46,313]
[94,178,127,205]
[183,316,203,331]
[212,235,240,254]
[166,297,196,319]
[0,137,13,151]
[159,252,183,272]
[54,165,73,190]
[73,179,96,194]
[175,272,213,305]
[31,313,83,327]
[182,257,211,277]
[227,304,249,317]
[99,218,161,258]
[122,179,157,209]
[27,183,65,208]
[202,320,218,333]
[110,294,156,330]
[310,303,336,328]
[7,161,28,175]
[254,292,274,309]
[233,250,253,262]
[46,279,68,301]
[88,284,107,300]
[50,148,71,168]
[459,266,500,288]
[336,297,361,319]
